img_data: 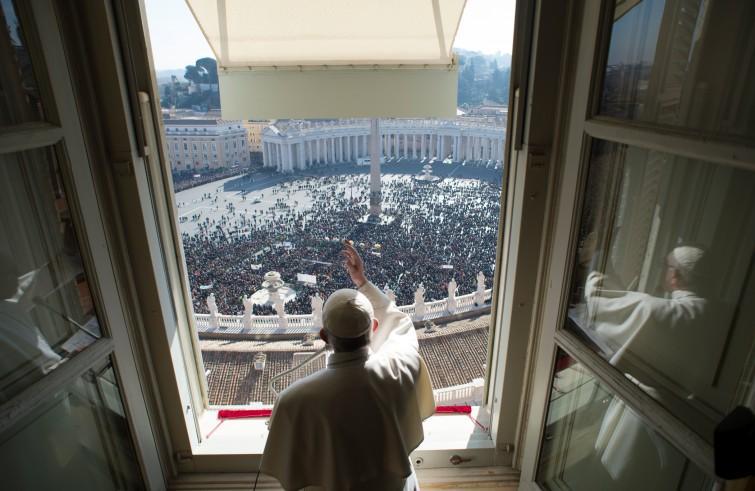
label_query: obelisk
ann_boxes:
[369,118,382,218]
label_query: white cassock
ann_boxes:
[261,281,435,491]
[583,272,715,486]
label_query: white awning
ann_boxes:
[186,0,466,118]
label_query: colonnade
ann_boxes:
[262,120,505,173]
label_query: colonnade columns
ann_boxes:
[420,134,426,159]
[298,143,305,170]
[412,135,417,159]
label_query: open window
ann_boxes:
[131,0,539,476]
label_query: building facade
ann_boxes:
[163,119,248,172]
[261,118,506,173]
[242,120,268,153]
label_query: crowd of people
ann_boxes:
[181,168,501,315]
[171,166,266,192]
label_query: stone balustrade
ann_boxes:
[432,378,485,406]
[195,288,493,337]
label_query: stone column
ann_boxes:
[474,271,486,306]
[369,119,382,217]
[412,135,417,159]
[413,284,427,321]
[447,278,458,313]
[207,293,219,329]
[298,142,305,170]
[420,134,426,159]
[311,294,324,329]
[403,134,408,158]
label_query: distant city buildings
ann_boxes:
[163,119,249,172]
[262,118,506,173]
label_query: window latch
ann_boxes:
[449,454,472,465]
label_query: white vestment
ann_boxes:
[584,275,716,486]
[261,282,435,491]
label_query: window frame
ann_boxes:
[88,0,573,479]
[517,0,755,487]
[0,0,164,487]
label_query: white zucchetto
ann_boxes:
[322,288,374,338]
[669,246,705,279]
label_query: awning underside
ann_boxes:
[186,0,466,68]
[186,0,466,118]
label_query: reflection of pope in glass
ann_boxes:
[585,245,712,394]
[584,246,715,487]
[0,254,61,400]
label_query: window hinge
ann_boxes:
[174,450,193,464]
[113,160,134,177]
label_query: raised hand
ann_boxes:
[342,240,367,288]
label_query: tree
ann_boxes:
[196,57,218,84]
[184,64,202,84]
[184,57,218,85]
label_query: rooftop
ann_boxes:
[201,314,490,405]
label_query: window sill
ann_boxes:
[190,405,499,466]
[169,466,520,490]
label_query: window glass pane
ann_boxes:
[567,139,755,443]
[0,0,45,125]
[1,146,102,402]
[599,0,755,140]
[0,357,144,490]
[536,350,716,490]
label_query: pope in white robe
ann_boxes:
[583,246,715,487]
[261,241,435,491]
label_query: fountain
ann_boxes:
[413,163,441,183]
[248,271,296,306]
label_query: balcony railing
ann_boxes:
[195,288,493,337]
